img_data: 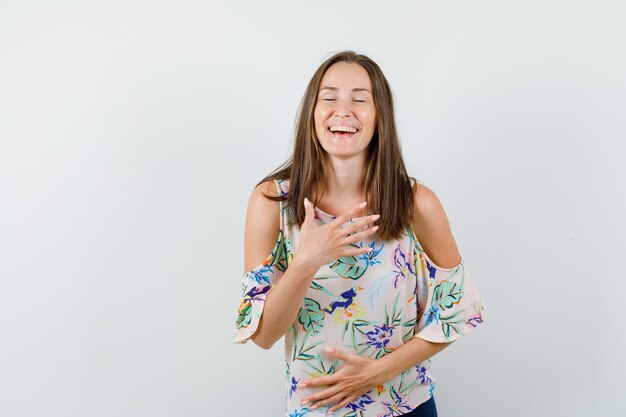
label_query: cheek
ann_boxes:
[358,111,376,130]
[313,115,325,138]
[315,106,331,120]
[314,109,331,129]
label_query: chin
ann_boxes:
[322,147,367,159]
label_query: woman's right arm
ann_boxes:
[244,181,320,349]
[244,181,380,349]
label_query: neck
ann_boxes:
[319,154,367,200]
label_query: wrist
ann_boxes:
[372,355,395,385]
[290,255,321,277]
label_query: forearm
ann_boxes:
[251,258,320,349]
[373,336,454,384]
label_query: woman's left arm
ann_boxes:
[300,182,470,413]
[374,336,453,383]
[299,339,452,413]
[299,183,482,412]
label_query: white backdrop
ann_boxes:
[1,1,624,416]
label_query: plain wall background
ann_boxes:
[1,1,624,416]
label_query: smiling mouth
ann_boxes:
[328,127,358,138]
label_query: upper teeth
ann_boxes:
[329,126,357,133]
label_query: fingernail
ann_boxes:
[359,202,367,208]
[371,214,380,220]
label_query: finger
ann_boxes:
[342,214,380,236]
[325,347,351,362]
[342,225,380,246]
[303,197,315,224]
[303,383,344,407]
[310,391,348,410]
[300,375,334,388]
[328,394,358,413]
[332,201,367,229]
[339,244,374,258]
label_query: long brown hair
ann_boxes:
[256,50,417,241]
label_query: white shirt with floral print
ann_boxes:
[234,178,486,417]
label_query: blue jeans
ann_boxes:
[401,395,438,417]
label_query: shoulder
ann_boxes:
[410,180,462,269]
[246,179,281,225]
[243,179,282,273]
[411,180,444,220]
[249,178,281,202]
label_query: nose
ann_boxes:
[334,97,352,117]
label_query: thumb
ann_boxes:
[303,197,315,223]
[325,347,349,362]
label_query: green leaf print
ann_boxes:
[303,356,340,378]
[432,280,464,310]
[297,298,325,335]
[399,372,420,397]
[329,247,368,279]
[384,293,403,327]
[341,318,369,349]
[292,332,326,362]
[390,385,402,403]
[309,280,334,297]
[235,301,252,328]
[271,229,289,272]
[440,310,466,339]
[401,317,417,342]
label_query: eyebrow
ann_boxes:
[319,86,372,94]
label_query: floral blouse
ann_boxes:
[234,178,486,417]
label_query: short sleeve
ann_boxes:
[412,239,487,343]
[233,226,289,344]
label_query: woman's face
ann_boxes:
[313,62,377,159]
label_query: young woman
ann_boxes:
[234,50,486,417]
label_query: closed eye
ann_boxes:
[322,99,366,102]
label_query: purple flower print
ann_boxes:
[392,244,415,288]
[347,393,375,411]
[378,386,412,417]
[365,323,394,349]
[289,375,299,399]
[414,364,432,384]
[466,315,483,328]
